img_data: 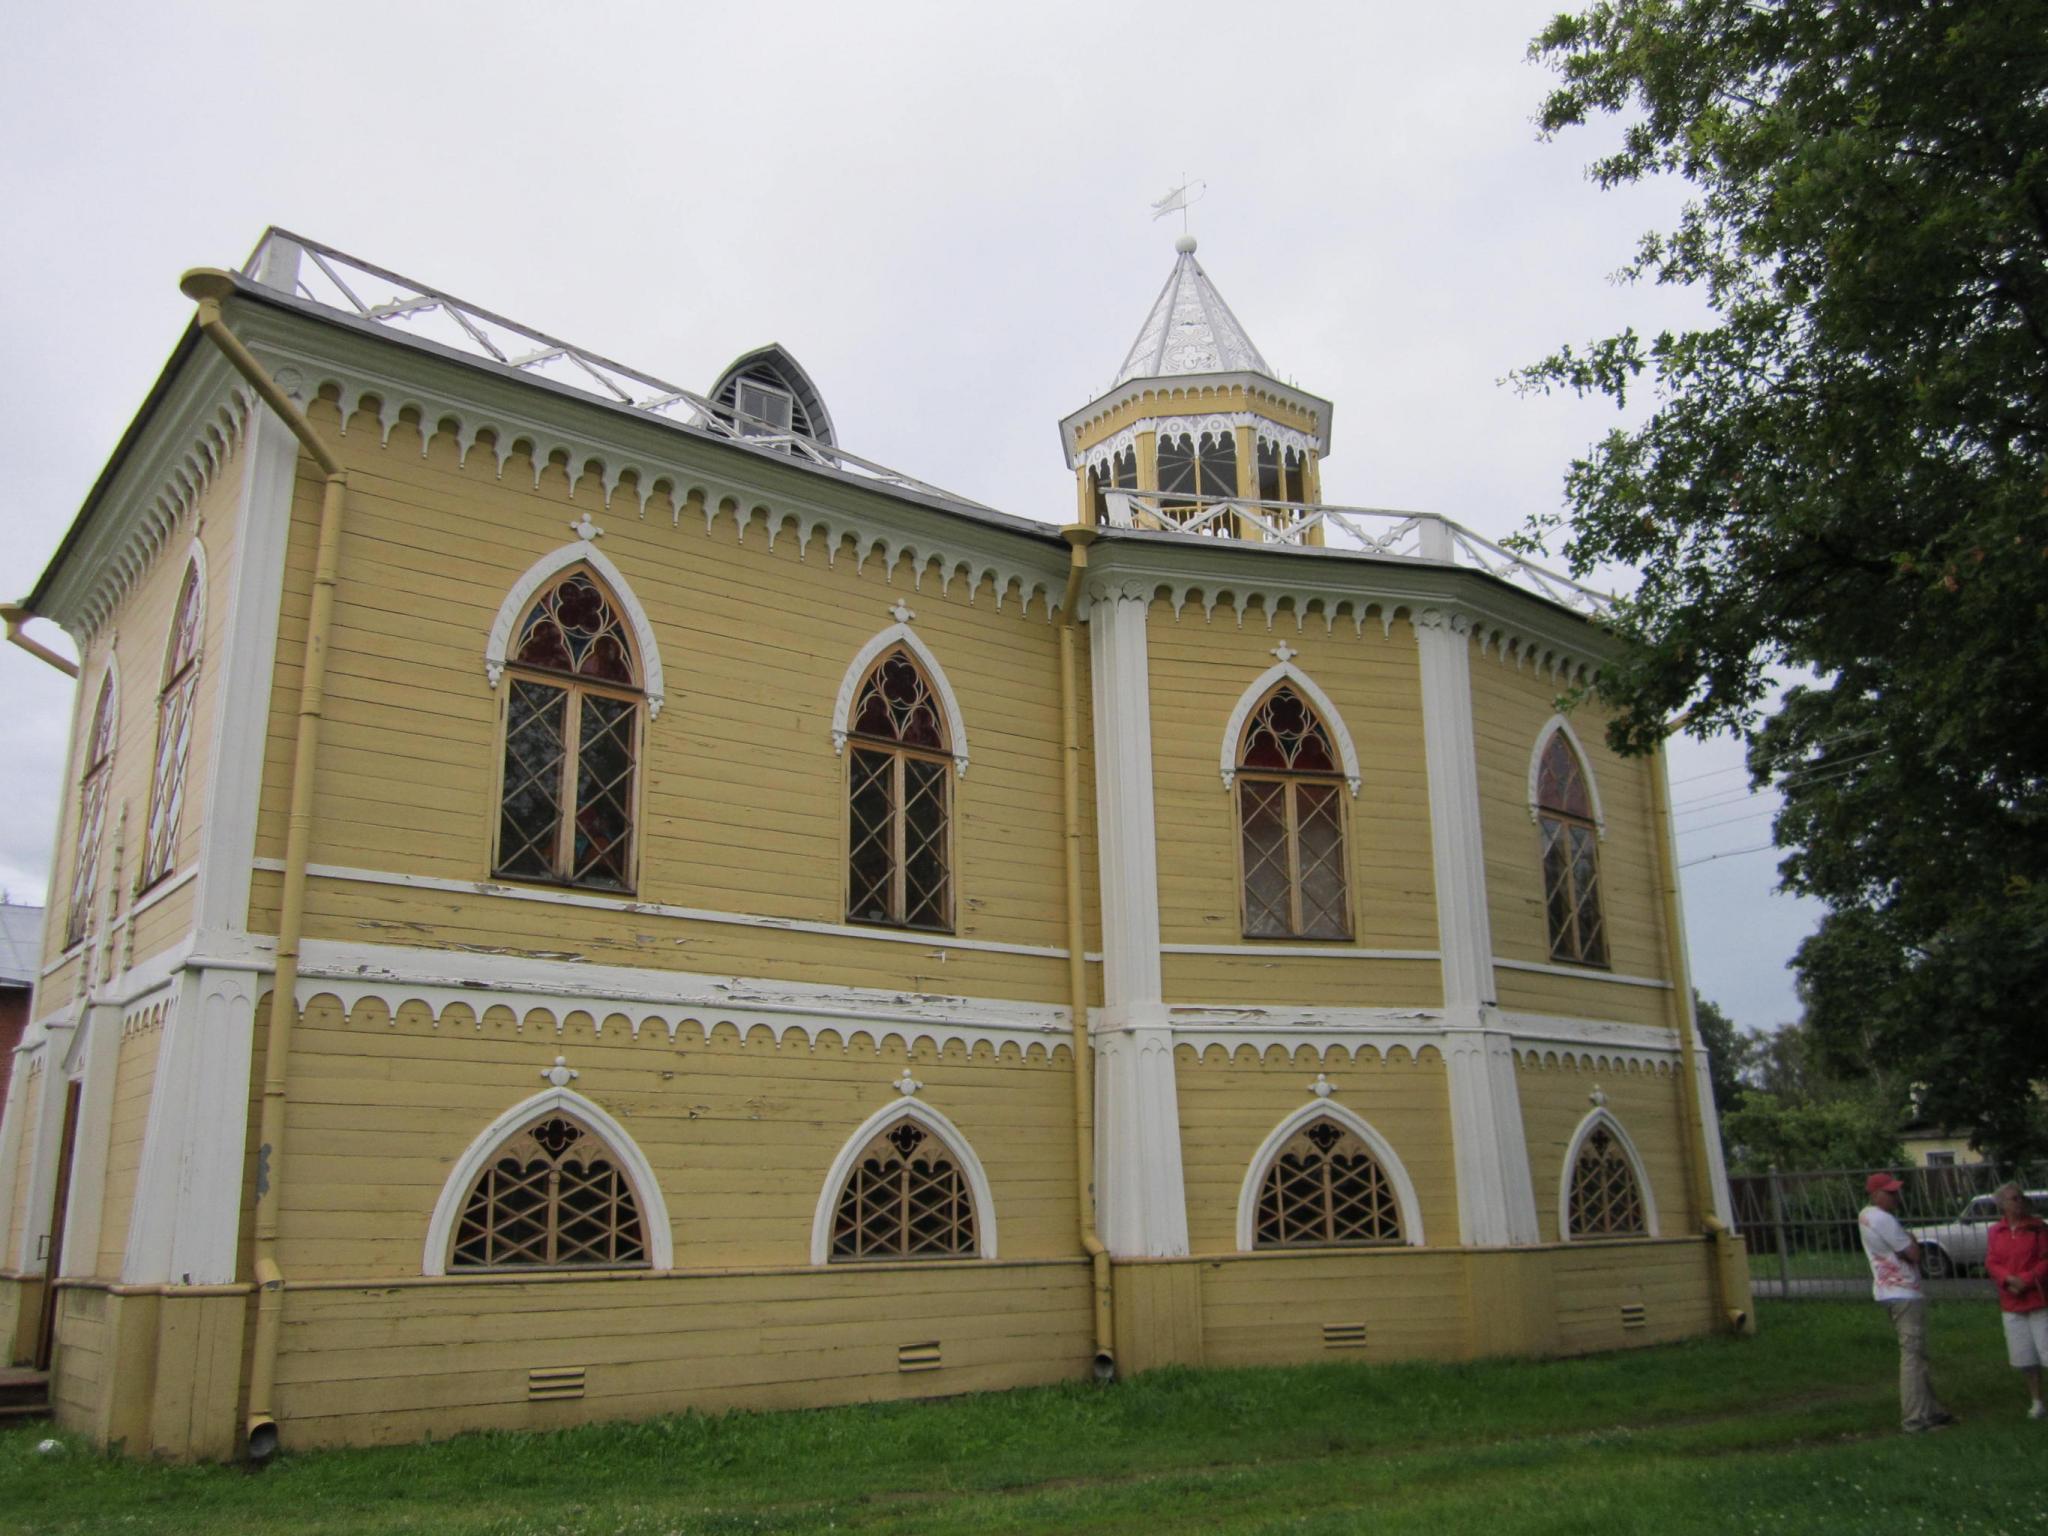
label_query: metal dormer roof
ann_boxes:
[1114,238,1270,386]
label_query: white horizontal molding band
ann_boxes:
[253,859,1078,961]
[1159,944,1439,962]
[1491,956,1673,990]
[41,866,201,979]
[273,937,1071,1056]
[24,937,199,1043]
[1161,1004,1683,1070]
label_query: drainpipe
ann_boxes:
[1646,733,1752,1334]
[179,268,350,1457]
[1058,527,1116,1380]
[0,606,79,677]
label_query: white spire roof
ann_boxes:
[1114,237,1271,385]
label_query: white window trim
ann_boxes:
[830,623,970,778]
[422,1085,674,1275]
[1218,661,1361,796]
[1558,1106,1660,1240]
[483,541,666,718]
[1528,714,1607,839]
[809,1096,998,1264]
[1235,1099,1426,1251]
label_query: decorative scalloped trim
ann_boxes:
[1234,1098,1427,1251]
[1557,1106,1662,1240]
[807,1097,998,1264]
[482,541,667,718]
[1512,1046,1677,1075]
[421,1084,676,1275]
[1216,660,1361,796]
[1470,620,1597,689]
[1527,713,1608,838]
[829,622,970,777]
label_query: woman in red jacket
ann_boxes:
[1986,1182,2048,1420]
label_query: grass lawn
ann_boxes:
[5,1301,2045,1535]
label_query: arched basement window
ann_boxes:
[450,1110,648,1270]
[1536,731,1606,965]
[1254,1115,1404,1248]
[1567,1120,1649,1239]
[1237,685,1350,940]
[495,568,641,891]
[140,560,203,890]
[845,649,952,931]
[829,1116,978,1261]
[66,673,117,946]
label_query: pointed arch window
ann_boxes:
[140,561,203,890]
[828,1115,977,1261]
[1536,731,1607,966]
[1254,1116,1404,1248]
[1237,685,1350,939]
[494,568,640,892]
[845,649,952,931]
[449,1108,648,1270]
[1567,1121,1649,1239]
[65,675,118,946]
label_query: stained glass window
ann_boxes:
[140,562,203,890]
[829,1117,977,1261]
[1536,732,1606,965]
[1568,1123,1647,1238]
[66,674,117,946]
[494,570,640,890]
[1254,1117,1403,1247]
[1237,685,1349,940]
[450,1111,647,1270]
[846,650,951,931]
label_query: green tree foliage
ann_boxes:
[1521,2,2048,1158]
[1692,990,1749,1115]
[1717,1016,1907,1173]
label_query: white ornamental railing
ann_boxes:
[1102,491,1612,616]
[238,228,991,510]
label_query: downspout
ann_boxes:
[1646,734,1753,1333]
[1059,527,1116,1380]
[0,606,79,677]
[179,268,351,1456]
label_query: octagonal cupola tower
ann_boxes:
[1060,235,1333,538]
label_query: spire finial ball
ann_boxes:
[1175,233,1198,255]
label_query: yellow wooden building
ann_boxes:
[0,229,1750,1460]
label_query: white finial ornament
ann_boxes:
[1175,233,1197,255]
[894,1070,923,1097]
[542,1055,579,1088]
[569,513,603,541]
[1310,1073,1335,1099]
[1271,642,1298,663]
[889,600,915,625]
[1589,1084,1607,1108]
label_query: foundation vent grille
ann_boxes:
[1620,1304,1647,1331]
[528,1366,587,1401]
[898,1341,942,1374]
[1322,1322,1368,1350]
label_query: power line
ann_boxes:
[1679,843,1781,869]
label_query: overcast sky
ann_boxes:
[0,0,1822,1033]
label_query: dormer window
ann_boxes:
[736,377,795,440]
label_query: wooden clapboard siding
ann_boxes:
[1468,644,1674,1018]
[1494,967,1672,1030]
[271,1261,1093,1449]
[1547,1240,1717,1353]
[1198,1249,1472,1365]
[276,995,1077,1279]
[1173,1044,1457,1255]
[95,1011,167,1277]
[250,401,1089,996]
[1517,1055,1697,1242]
[50,1286,108,1425]
[4,1061,41,1269]
[1146,602,1439,1000]
[1159,954,1441,1009]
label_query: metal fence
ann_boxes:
[1733,1164,2047,1300]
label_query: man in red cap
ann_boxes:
[1860,1171,1953,1432]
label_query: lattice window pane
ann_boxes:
[67,677,117,946]
[1254,1118,1403,1248]
[1569,825,1606,965]
[571,694,635,889]
[450,1113,646,1270]
[1238,780,1292,937]
[901,758,950,929]
[829,1119,976,1261]
[846,650,952,931]
[847,748,896,923]
[1294,782,1350,940]
[498,681,568,879]
[140,673,197,888]
[1569,1125,1646,1238]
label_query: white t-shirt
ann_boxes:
[1860,1204,1923,1300]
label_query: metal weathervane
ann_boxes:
[1150,178,1207,233]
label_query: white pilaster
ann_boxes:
[1441,1028,1541,1246]
[12,1025,76,1273]
[1087,584,1188,1257]
[55,1002,123,1277]
[124,967,257,1284]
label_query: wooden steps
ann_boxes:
[0,1367,51,1422]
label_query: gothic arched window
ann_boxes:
[845,649,951,931]
[1237,685,1350,939]
[828,1115,978,1261]
[1536,731,1606,965]
[66,674,117,945]
[140,561,203,890]
[494,569,640,892]
[1253,1116,1404,1248]
[449,1110,648,1270]
[1567,1120,1649,1239]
